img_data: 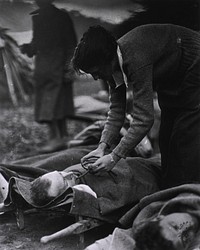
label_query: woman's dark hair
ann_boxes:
[72,25,117,73]
[134,219,176,250]
[30,177,52,206]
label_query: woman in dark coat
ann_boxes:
[21,0,77,153]
[72,24,200,189]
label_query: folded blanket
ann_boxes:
[120,183,200,227]
[87,183,200,250]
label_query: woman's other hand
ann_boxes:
[89,153,120,174]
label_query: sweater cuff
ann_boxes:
[100,131,118,148]
[112,142,131,159]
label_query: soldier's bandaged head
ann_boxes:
[30,171,77,206]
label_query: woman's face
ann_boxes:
[158,213,196,249]
[85,64,113,81]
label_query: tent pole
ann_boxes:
[2,49,18,106]
[5,50,29,103]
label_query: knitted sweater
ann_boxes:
[100,24,200,158]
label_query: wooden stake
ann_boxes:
[40,218,103,244]
[2,49,18,106]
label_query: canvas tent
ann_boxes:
[0,0,146,105]
[0,27,33,106]
[0,0,199,33]
[0,0,145,31]
[1,0,199,46]
[0,0,199,105]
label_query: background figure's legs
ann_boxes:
[58,118,68,138]
[39,120,65,153]
[49,120,61,140]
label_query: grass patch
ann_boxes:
[0,103,89,162]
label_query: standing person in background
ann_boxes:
[72,24,200,189]
[21,0,77,153]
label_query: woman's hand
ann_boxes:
[81,142,108,166]
[81,147,104,164]
[89,153,120,174]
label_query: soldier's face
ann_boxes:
[40,171,77,198]
[158,213,196,249]
[40,171,66,197]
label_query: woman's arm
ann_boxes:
[113,64,155,158]
[99,83,127,149]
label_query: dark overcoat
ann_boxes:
[30,4,77,122]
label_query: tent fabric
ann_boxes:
[0,2,34,32]
[0,28,33,104]
[54,0,144,25]
[0,0,145,33]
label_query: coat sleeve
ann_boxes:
[61,11,77,61]
[100,83,127,148]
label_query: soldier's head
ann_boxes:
[30,171,76,206]
[134,213,195,250]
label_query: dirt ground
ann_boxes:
[0,209,114,250]
[0,78,113,250]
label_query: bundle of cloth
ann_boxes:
[86,183,200,250]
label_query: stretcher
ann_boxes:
[0,154,161,248]
[1,194,107,249]
[0,169,113,249]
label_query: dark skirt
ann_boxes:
[158,28,200,188]
[160,105,200,189]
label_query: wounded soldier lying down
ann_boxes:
[0,156,160,223]
[30,171,97,206]
[86,183,200,250]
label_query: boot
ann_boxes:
[38,121,66,154]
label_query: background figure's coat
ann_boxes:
[30,4,77,122]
